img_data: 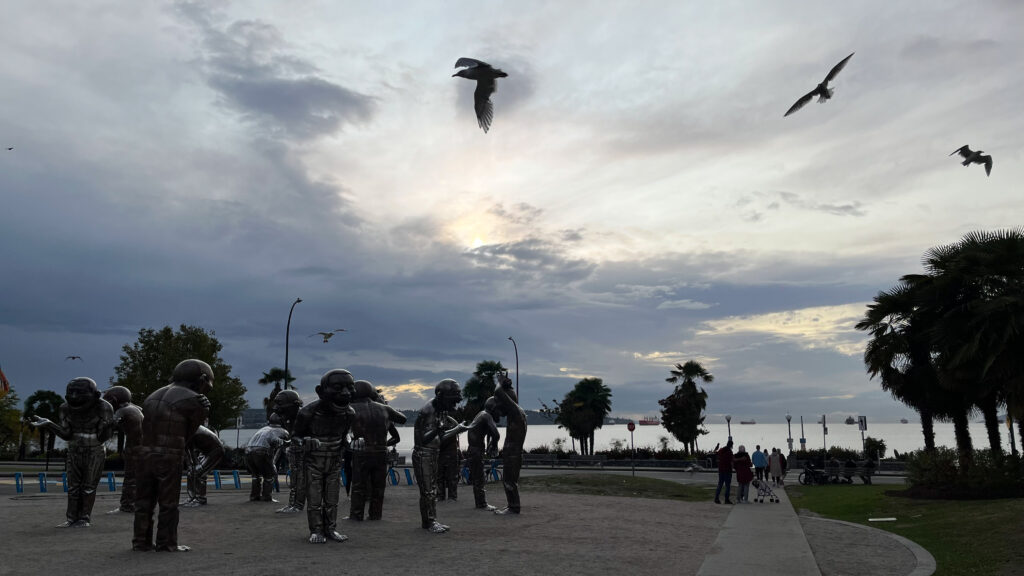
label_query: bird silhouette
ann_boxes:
[65,355,82,361]
[784,52,855,117]
[5,147,12,151]
[309,329,346,343]
[950,145,993,176]
[453,57,508,133]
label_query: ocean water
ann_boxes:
[219,420,1017,457]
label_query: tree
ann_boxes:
[111,325,248,432]
[0,390,21,455]
[547,378,612,455]
[659,360,713,454]
[23,390,64,453]
[863,436,886,460]
[460,360,506,421]
[258,367,295,418]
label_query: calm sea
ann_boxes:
[219,420,1017,457]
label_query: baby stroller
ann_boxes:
[752,478,779,503]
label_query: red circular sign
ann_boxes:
[627,421,636,432]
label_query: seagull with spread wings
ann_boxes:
[453,57,508,133]
[65,355,82,361]
[309,329,346,343]
[950,145,993,176]
[784,52,855,117]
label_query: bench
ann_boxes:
[568,454,607,468]
[523,454,558,468]
[823,462,875,484]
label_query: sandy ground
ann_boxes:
[0,481,730,576]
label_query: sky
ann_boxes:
[2,1,1022,425]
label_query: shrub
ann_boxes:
[905,448,1024,499]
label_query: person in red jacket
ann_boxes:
[714,440,734,504]
[733,445,754,503]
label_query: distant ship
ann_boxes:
[638,416,660,426]
[845,416,857,425]
[900,418,909,424]
[740,420,756,425]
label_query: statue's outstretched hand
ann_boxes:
[29,416,50,428]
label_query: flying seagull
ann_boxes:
[65,355,82,361]
[5,147,12,151]
[784,52,855,117]
[950,145,993,176]
[309,329,346,343]
[453,57,508,133]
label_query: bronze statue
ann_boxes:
[132,359,214,552]
[493,371,526,514]
[270,389,305,513]
[413,379,468,533]
[466,397,501,510]
[245,414,289,502]
[347,380,408,521]
[436,412,461,502]
[292,369,356,543]
[102,386,143,514]
[182,425,224,507]
[30,377,114,527]
[375,388,402,448]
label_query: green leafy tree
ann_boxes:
[111,325,248,432]
[23,390,64,453]
[0,390,22,455]
[659,360,713,454]
[863,436,886,460]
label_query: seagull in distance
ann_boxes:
[453,57,508,133]
[5,147,12,151]
[950,145,993,176]
[784,52,855,117]
[309,329,346,343]
[65,355,82,361]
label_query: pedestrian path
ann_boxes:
[697,482,821,576]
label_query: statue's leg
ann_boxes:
[78,445,106,523]
[501,452,522,513]
[348,450,366,520]
[367,451,386,520]
[305,454,326,537]
[120,447,137,512]
[259,453,276,501]
[246,452,262,501]
[65,448,84,524]
[446,452,459,501]
[286,446,307,510]
[469,447,487,508]
[412,450,437,528]
[155,454,183,551]
[132,452,158,551]
[322,450,342,535]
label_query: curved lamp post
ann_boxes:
[725,414,732,442]
[284,297,302,389]
[507,336,519,399]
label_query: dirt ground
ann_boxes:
[0,482,730,576]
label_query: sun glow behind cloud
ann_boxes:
[697,303,870,357]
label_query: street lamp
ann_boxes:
[725,414,732,441]
[507,336,519,399]
[284,297,302,389]
[786,413,793,453]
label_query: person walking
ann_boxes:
[752,445,768,482]
[769,447,784,486]
[733,445,754,503]
[714,440,734,504]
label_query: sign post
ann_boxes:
[858,415,868,454]
[627,421,636,477]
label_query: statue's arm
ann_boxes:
[30,404,73,440]
[97,401,116,442]
[386,405,407,425]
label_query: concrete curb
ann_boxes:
[801,516,936,576]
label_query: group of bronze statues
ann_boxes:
[31,360,526,550]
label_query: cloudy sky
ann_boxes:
[2,1,1021,424]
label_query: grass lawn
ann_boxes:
[521,473,713,502]
[788,484,1024,576]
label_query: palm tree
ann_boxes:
[572,377,613,455]
[258,367,295,418]
[460,360,507,421]
[660,360,714,454]
[23,390,63,470]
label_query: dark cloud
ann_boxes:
[177,2,374,141]
[465,237,596,285]
[737,191,865,220]
[487,202,544,225]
